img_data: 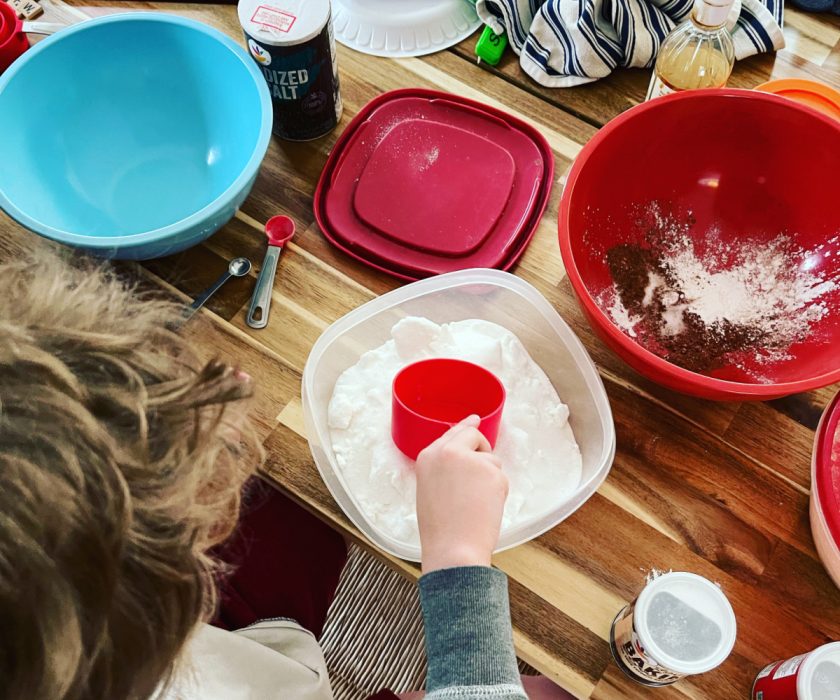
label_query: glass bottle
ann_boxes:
[646,0,736,100]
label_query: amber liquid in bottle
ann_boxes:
[646,2,735,100]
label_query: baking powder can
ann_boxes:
[751,642,840,699]
[238,0,342,141]
[610,571,737,686]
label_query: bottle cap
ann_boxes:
[237,0,330,46]
[475,24,508,66]
[693,0,736,27]
[635,572,737,675]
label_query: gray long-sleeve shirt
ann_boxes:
[420,566,528,700]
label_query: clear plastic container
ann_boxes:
[302,269,616,561]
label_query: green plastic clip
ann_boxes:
[475,25,507,66]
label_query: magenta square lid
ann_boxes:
[314,89,554,280]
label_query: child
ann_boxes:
[0,251,569,700]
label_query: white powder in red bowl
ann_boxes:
[599,206,838,378]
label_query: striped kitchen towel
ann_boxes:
[475,0,785,87]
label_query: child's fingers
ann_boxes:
[484,453,503,469]
[447,424,492,454]
[454,414,481,430]
[432,415,480,444]
[420,416,494,461]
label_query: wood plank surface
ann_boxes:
[3,1,839,697]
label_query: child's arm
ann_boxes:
[414,417,527,700]
[419,567,523,700]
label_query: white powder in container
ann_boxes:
[328,317,583,547]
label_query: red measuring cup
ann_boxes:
[391,358,506,461]
[0,2,29,73]
[0,3,62,73]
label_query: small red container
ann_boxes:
[752,642,840,699]
[0,2,29,73]
[391,358,505,461]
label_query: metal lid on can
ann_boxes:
[799,642,840,699]
[635,571,737,676]
[238,0,331,45]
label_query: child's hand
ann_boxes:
[415,415,508,574]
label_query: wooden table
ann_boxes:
[4,1,840,697]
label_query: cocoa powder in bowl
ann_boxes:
[600,207,837,376]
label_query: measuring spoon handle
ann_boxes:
[184,270,231,321]
[247,246,281,329]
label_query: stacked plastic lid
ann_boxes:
[314,89,554,280]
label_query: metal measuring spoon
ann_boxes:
[183,257,252,322]
[247,216,296,329]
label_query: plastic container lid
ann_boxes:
[238,0,331,44]
[799,642,840,699]
[755,79,840,121]
[332,0,481,58]
[314,89,554,280]
[635,572,737,675]
[301,269,616,561]
[353,119,516,256]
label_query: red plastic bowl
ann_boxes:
[391,358,506,460]
[559,89,840,400]
[812,390,840,588]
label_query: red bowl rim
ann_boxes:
[815,390,840,545]
[559,88,840,397]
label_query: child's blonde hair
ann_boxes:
[0,251,257,699]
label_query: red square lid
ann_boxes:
[314,89,554,280]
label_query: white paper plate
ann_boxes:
[332,0,481,58]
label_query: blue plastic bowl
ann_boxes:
[0,13,272,259]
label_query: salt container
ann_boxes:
[238,0,342,141]
[752,642,840,700]
[610,571,737,686]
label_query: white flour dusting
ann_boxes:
[661,234,833,334]
[328,317,583,547]
[600,206,839,375]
